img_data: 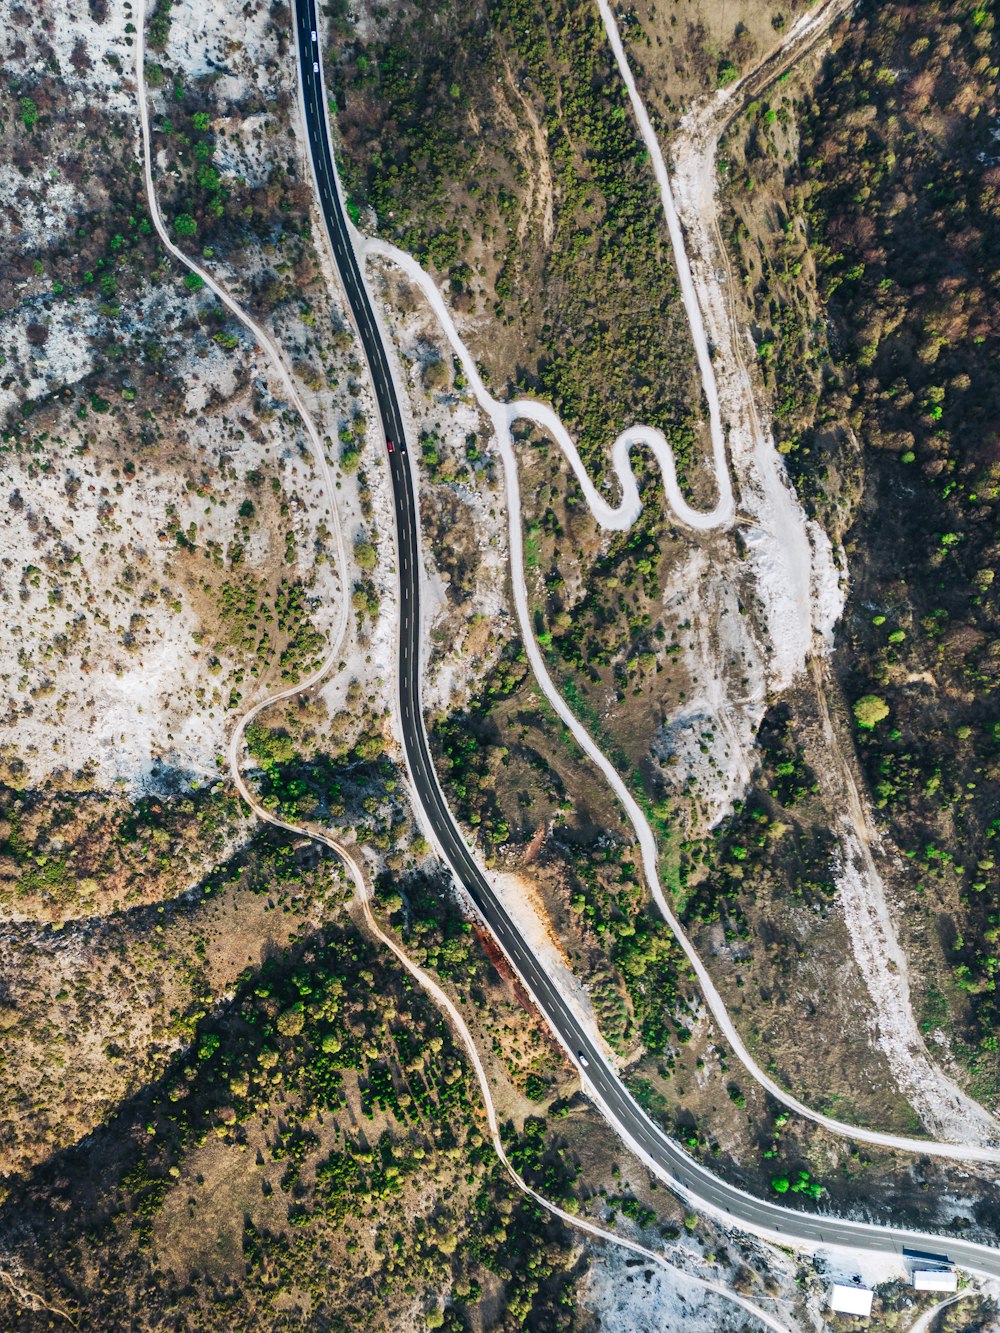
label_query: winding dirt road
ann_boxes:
[128,5,794,1328]
[124,0,1000,1319]
[360,64,1000,1160]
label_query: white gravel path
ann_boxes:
[362,236,1000,1165]
[663,0,997,1146]
[40,13,978,1333]
[352,0,1000,1159]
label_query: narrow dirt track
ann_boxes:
[359,0,1000,1153]
[127,5,793,1327]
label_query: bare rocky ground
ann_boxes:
[0,0,352,796]
[0,0,372,1185]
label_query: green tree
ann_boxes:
[174,213,197,236]
[524,1072,548,1101]
[277,1007,305,1037]
[197,1032,220,1060]
[853,694,890,729]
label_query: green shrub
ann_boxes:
[717,58,739,87]
[354,541,377,571]
[148,0,173,51]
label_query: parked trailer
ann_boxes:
[829,1283,873,1317]
[913,1269,958,1293]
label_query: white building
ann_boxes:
[913,1269,958,1293]
[830,1282,874,1317]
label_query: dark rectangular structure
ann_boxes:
[902,1247,951,1267]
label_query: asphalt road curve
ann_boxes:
[291,0,1000,1278]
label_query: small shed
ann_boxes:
[913,1269,958,1293]
[830,1283,874,1317]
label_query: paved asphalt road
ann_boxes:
[291,0,1000,1279]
